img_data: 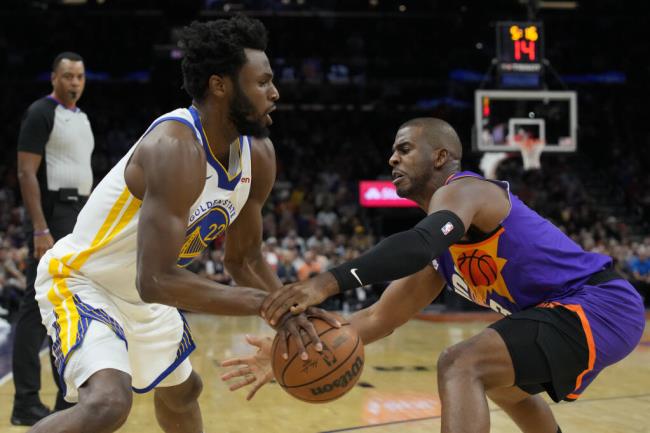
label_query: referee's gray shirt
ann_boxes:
[17,95,94,196]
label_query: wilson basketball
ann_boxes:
[271,317,364,403]
[457,249,498,286]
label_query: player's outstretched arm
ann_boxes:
[260,206,467,326]
[349,265,445,345]
[224,137,282,293]
[261,179,504,325]
[129,122,266,315]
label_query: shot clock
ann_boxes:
[496,21,544,88]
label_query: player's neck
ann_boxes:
[411,187,436,212]
[193,101,237,166]
[416,168,458,211]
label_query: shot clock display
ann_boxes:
[496,21,544,87]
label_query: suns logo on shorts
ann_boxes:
[177,205,230,267]
[448,228,514,315]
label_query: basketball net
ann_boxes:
[516,138,544,170]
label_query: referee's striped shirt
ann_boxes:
[17,95,94,197]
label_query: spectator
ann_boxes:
[297,249,322,281]
[204,249,231,285]
[276,248,299,284]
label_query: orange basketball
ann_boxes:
[458,249,498,286]
[271,317,365,403]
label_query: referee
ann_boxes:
[11,52,94,426]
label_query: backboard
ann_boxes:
[474,90,577,152]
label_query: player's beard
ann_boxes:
[396,167,432,200]
[229,81,270,138]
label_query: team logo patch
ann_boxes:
[448,228,515,308]
[178,204,231,267]
[441,222,454,235]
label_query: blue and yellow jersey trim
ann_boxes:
[50,295,128,396]
[132,312,195,394]
[188,105,244,191]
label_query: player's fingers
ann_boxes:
[245,334,263,348]
[286,322,308,360]
[220,366,252,381]
[264,291,292,325]
[307,307,342,328]
[268,294,299,326]
[298,317,322,352]
[260,290,281,319]
[278,329,289,360]
[246,381,265,401]
[220,370,241,381]
[221,357,246,367]
[262,286,296,321]
[289,303,307,316]
[229,375,256,392]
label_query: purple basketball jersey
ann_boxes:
[435,171,612,314]
[435,171,645,398]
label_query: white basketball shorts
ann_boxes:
[34,253,195,402]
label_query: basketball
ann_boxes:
[271,317,365,403]
[457,249,498,286]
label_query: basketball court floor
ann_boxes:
[1,313,649,433]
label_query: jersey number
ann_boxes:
[205,223,227,241]
[451,273,511,315]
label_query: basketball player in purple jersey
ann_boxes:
[226,118,644,433]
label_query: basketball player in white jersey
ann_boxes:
[29,15,335,433]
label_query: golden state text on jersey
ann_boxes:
[178,199,235,267]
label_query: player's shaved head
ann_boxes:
[390,117,463,201]
[399,117,462,161]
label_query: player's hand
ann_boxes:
[34,233,54,259]
[221,334,273,401]
[275,307,342,361]
[261,272,340,326]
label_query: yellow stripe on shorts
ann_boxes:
[46,187,142,356]
[47,255,78,355]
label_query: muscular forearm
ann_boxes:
[226,254,282,293]
[18,172,48,230]
[138,267,266,316]
[348,308,396,345]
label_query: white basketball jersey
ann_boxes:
[45,107,252,302]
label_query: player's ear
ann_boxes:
[433,148,448,169]
[207,74,228,99]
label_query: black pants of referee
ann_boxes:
[12,198,84,412]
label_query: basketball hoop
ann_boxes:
[516,138,544,170]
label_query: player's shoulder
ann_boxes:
[137,120,204,166]
[432,174,505,212]
[249,136,275,158]
[437,174,490,196]
[248,136,276,168]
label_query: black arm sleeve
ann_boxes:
[329,210,465,291]
[17,98,56,155]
